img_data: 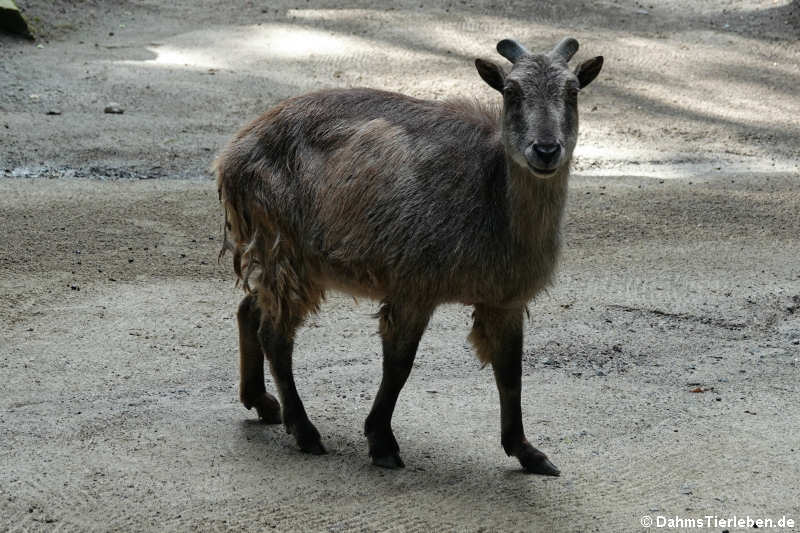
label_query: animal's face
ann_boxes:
[476,38,603,178]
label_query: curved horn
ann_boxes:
[497,39,529,63]
[551,37,579,62]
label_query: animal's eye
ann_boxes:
[566,86,579,101]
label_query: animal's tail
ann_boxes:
[213,154,260,292]
[213,152,323,331]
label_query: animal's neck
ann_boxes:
[504,157,569,249]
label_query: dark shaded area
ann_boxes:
[566,173,800,246]
[732,0,800,40]
[13,0,800,43]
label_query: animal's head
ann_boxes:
[475,37,603,178]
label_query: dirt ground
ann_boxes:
[1,0,799,531]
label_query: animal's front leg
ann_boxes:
[471,304,560,476]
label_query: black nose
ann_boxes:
[533,143,561,165]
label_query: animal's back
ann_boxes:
[217,89,515,303]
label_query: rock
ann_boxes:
[104,103,124,114]
[0,0,33,39]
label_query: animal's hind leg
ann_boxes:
[364,302,432,469]
[258,305,325,455]
[470,304,560,476]
[237,294,281,424]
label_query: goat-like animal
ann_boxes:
[215,37,603,475]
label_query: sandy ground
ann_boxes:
[1,0,799,531]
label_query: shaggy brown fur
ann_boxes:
[214,37,603,475]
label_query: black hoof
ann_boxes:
[299,439,327,455]
[367,429,406,470]
[372,453,405,469]
[365,428,402,469]
[518,446,560,476]
[287,420,326,455]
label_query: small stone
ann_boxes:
[104,103,124,114]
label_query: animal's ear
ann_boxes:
[575,56,603,89]
[475,58,506,92]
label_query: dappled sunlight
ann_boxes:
[614,34,800,130]
[98,5,800,175]
[147,46,220,69]
[285,8,528,59]
[116,22,446,72]
[573,143,799,179]
[614,72,800,136]
[682,76,797,126]
[3,3,800,527]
